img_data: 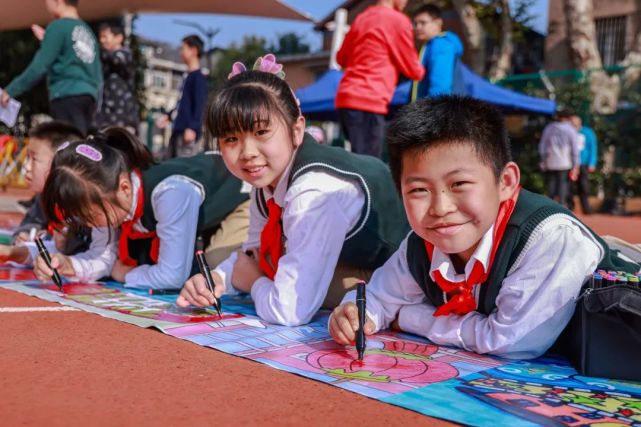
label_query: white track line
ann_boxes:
[0,306,79,313]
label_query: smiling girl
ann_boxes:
[33,127,249,289]
[177,55,407,326]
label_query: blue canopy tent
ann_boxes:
[297,64,556,120]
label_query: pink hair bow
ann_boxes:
[227,53,286,80]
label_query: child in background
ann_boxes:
[177,55,408,326]
[156,35,208,159]
[0,0,102,135]
[329,96,639,359]
[0,121,87,264]
[94,22,139,133]
[33,127,249,289]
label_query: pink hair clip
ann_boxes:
[227,53,286,80]
[75,144,102,162]
[228,62,247,79]
[56,141,70,152]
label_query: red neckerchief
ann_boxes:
[424,186,521,317]
[118,169,159,267]
[48,205,66,235]
[259,198,283,280]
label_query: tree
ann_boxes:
[211,35,268,83]
[562,0,619,113]
[269,32,310,56]
[451,0,487,74]
[487,0,513,80]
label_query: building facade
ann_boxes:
[546,0,641,70]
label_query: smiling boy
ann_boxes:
[329,96,638,359]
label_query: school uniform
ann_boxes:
[340,189,639,359]
[214,134,408,326]
[69,153,249,288]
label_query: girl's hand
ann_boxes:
[329,302,375,345]
[231,250,264,293]
[176,271,224,308]
[34,253,75,281]
[0,245,29,264]
[111,260,134,283]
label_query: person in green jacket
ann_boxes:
[0,0,102,135]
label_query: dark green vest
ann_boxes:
[255,134,409,270]
[406,189,639,315]
[128,153,249,265]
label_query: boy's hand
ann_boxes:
[34,253,74,281]
[31,24,45,41]
[111,260,134,283]
[0,244,11,262]
[329,302,376,345]
[0,91,10,108]
[183,128,196,144]
[176,271,224,308]
[155,115,169,129]
[0,244,29,264]
[231,250,264,293]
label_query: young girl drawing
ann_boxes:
[34,127,249,289]
[177,55,408,325]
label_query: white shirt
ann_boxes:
[340,213,604,359]
[214,163,365,327]
[69,172,204,289]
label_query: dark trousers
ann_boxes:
[49,94,96,136]
[546,170,570,207]
[338,108,385,158]
[567,165,593,213]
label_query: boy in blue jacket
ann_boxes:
[411,4,463,101]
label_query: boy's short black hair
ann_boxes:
[413,4,442,19]
[387,95,512,190]
[99,22,125,37]
[28,121,83,149]
[182,34,204,58]
[556,108,575,120]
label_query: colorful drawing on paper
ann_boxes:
[162,318,504,399]
[23,281,244,324]
[0,265,36,281]
[383,358,641,427]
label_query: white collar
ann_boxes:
[124,171,141,222]
[429,224,495,282]
[261,154,296,207]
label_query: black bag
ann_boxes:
[558,284,641,381]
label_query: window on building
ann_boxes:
[595,15,627,67]
[152,74,166,88]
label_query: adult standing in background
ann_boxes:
[157,35,208,158]
[335,0,424,158]
[0,0,102,136]
[539,111,580,208]
[94,23,139,133]
[411,4,463,101]
[568,115,598,214]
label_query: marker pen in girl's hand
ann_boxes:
[195,250,222,317]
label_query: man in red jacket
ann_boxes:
[336,0,425,158]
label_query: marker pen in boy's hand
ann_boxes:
[356,280,367,361]
[35,237,64,293]
[195,250,222,317]
[148,288,181,296]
